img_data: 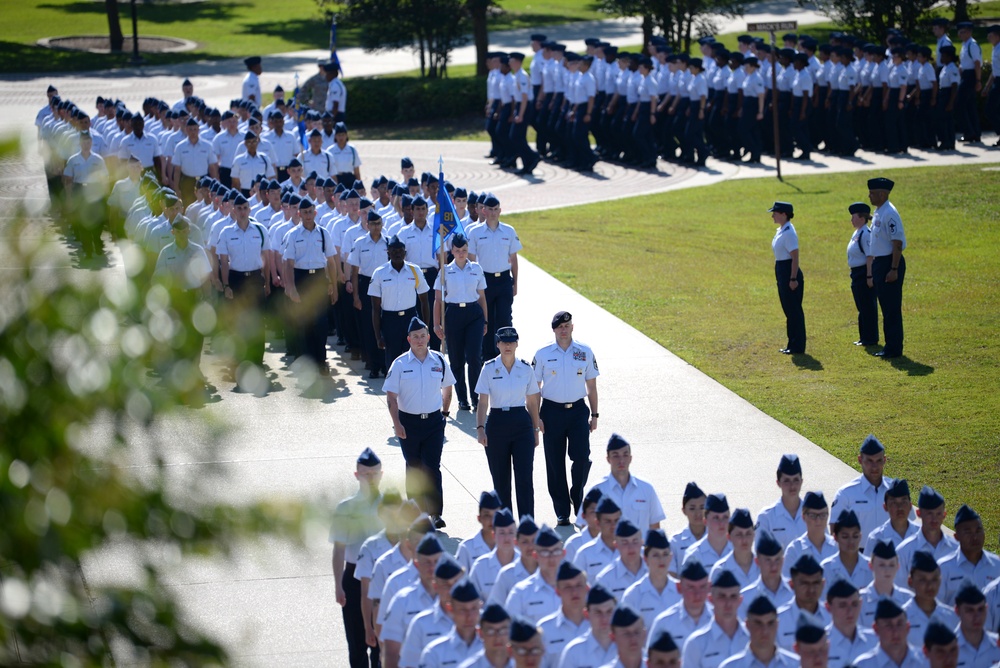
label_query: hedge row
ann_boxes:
[346,75,486,125]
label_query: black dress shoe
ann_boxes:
[874,350,901,358]
[458,401,472,411]
[433,516,447,529]
[855,341,878,346]
[556,518,572,527]
[779,348,790,354]
[368,369,381,379]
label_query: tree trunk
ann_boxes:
[953,0,969,22]
[106,0,125,53]
[468,0,490,76]
[642,14,653,48]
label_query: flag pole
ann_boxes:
[437,155,447,340]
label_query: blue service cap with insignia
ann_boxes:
[534,524,561,548]
[408,316,428,333]
[607,433,629,451]
[551,310,571,329]
[860,433,885,454]
[587,583,615,606]
[611,605,641,627]
[826,578,859,601]
[517,514,539,536]
[649,629,679,653]
[875,598,905,620]
[747,596,778,617]
[367,210,382,223]
[495,326,519,343]
[357,447,381,467]
[886,478,910,499]
[833,509,860,529]
[416,533,444,556]
[233,194,249,207]
[924,621,957,648]
[778,453,802,476]
[557,561,584,581]
[918,485,945,510]
[803,491,827,510]
[615,519,640,538]
[730,508,753,529]
[867,177,894,192]
[451,233,468,248]
[646,529,670,550]
[795,612,827,643]
[955,581,986,605]
[492,507,514,528]
[791,554,823,576]
[849,201,871,216]
[480,602,510,623]
[683,481,707,503]
[297,198,314,211]
[768,201,794,215]
[596,497,621,515]
[955,504,980,526]
[871,540,897,560]
[434,554,462,579]
[680,559,709,581]
[451,578,481,603]
[479,490,502,510]
[712,569,741,589]
[755,529,783,556]
[508,616,538,642]
[705,493,729,514]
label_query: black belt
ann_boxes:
[400,410,441,420]
[490,406,527,413]
[543,399,585,409]
[295,268,325,275]
[233,270,262,277]
[485,270,511,278]
[383,309,415,316]
[447,302,471,307]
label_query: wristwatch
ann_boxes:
[591,413,600,419]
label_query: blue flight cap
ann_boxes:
[479,490,502,510]
[244,56,261,67]
[705,493,729,514]
[557,561,584,581]
[778,454,802,476]
[481,602,509,624]
[646,529,670,550]
[886,478,910,498]
[955,582,986,605]
[534,525,561,548]
[607,433,629,451]
[297,198,314,211]
[411,195,428,207]
[492,507,514,528]
[615,519,640,538]
[334,122,348,133]
[287,158,302,168]
[401,156,414,168]
[233,194,249,207]
[871,540,897,560]
[795,612,826,644]
[408,317,428,333]
[517,514,538,536]
[712,569,741,588]
[730,508,753,529]
[747,595,777,616]
[450,578,481,603]
[826,578,859,601]
[345,190,361,201]
[680,559,709,581]
[509,616,538,642]
[803,491,827,509]
[683,481,706,503]
[586,583,615,606]
[451,233,468,248]
[649,629,679,653]
[755,529,783,557]
[955,504,980,526]
[875,598,905,619]
[611,605,641,627]
[596,497,621,515]
[367,210,382,223]
[833,509,860,529]
[416,533,444,555]
[911,550,939,573]
[387,235,406,250]
[917,485,945,510]
[434,555,462,579]
[357,447,381,467]
[924,621,957,648]
[791,554,823,576]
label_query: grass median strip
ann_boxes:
[508,163,1000,538]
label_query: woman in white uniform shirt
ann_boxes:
[474,326,541,520]
[769,201,806,355]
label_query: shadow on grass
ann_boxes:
[37,1,249,23]
[886,355,934,376]
[790,353,824,371]
[237,18,355,48]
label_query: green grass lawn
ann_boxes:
[507,164,1000,538]
[0,0,606,74]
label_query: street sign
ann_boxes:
[746,21,799,32]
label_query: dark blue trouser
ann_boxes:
[739,98,762,160]
[683,107,706,163]
[775,260,806,353]
[509,104,537,169]
[380,307,417,371]
[872,255,905,356]
[957,70,981,139]
[342,562,379,668]
[884,88,905,152]
[571,103,594,167]
[935,90,957,149]
[423,267,441,351]
[986,86,1000,140]
[444,302,484,405]
[485,407,535,519]
[482,272,513,359]
[790,97,812,156]
[227,269,265,367]
[540,398,591,521]
[496,103,513,162]
[293,269,330,367]
[634,101,657,165]
[850,265,879,345]
[399,409,445,516]
[535,93,552,154]
[486,100,500,155]
[357,275,382,372]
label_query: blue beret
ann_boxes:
[416,533,444,555]
[607,433,629,451]
[730,508,753,529]
[871,540,897,560]
[778,454,802,476]
[924,621,957,648]
[611,604,641,627]
[747,595,777,616]
[557,561,584,581]
[479,490,502,510]
[955,504,980,526]
[791,554,822,576]
[705,493,729,514]
[826,579,859,601]
[795,612,827,643]
[509,616,538,642]
[481,602,510,623]
[918,485,944,510]
[712,569,741,588]
[615,519,640,538]
[517,514,539,536]
[646,529,670,550]
[768,201,794,216]
[911,550,939,573]
[875,598,905,619]
[587,583,616,606]
[451,578,481,603]
[492,507,514,528]
[683,482,706,503]
[534,525,561,548]
[867,177,894,192]
[680,559,709,581]
[886,478,910,498]
[649,629,679,653]
[755,530,783,557]
[955,582,986,605]
[357,447,381,467]
[387,235,406,250]
[833,509,860,529]
[434,555,462,579]
[408,317,428,333]
[803,491,827,510]
[596,497,621,515]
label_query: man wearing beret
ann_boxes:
[532,311,600,526]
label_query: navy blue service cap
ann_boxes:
[924,621,957,648]
[790,554,823,576]
[955,504,980,526]
[875,598,905,620]
[747,595,777,616]
[534,524,561,547]
[730,508,753,529]
[833,509,860,528]
[911,550,939,573]
[826,578,859,602]
[334,122,348,134]
[615,519,640,538]
[596,497,621,515]
[481,602,509,623]
[867,177,894,192]
[479,490,502,510]
[683,481,706,503]
[646,529,670,550]
[768,201,794,215]
[705,493,729,514]
[416,533,444,555]
[712,569,741,588]
[551,311,572,328]
[803,491,827,509]
[401,156,414,168]
[508,616,539,642]
[795,612,827,643]
[607,433,629,451]
[918,485,945,509]
[611,604,641,627]
[955,581,986,605]
[755,529,783,556]
[886,478,910,498]
[871,540,897,560]
[680,559,709,581]
[297,198,314,211]
[387,235,406,249]
[244,56,261,67]
[849,201,872,216]
[492,507,515,528]
[450,578,481,603]
[649,629,679,653]
[495,327,519,343]
[517,514,539,535]
[357,447,381,467]
[778,453,802,476]
[408,316,428,333]
[434,555,462,579]
[367,210,382,223]
[587,583,615,605]
[557,560,584,581]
